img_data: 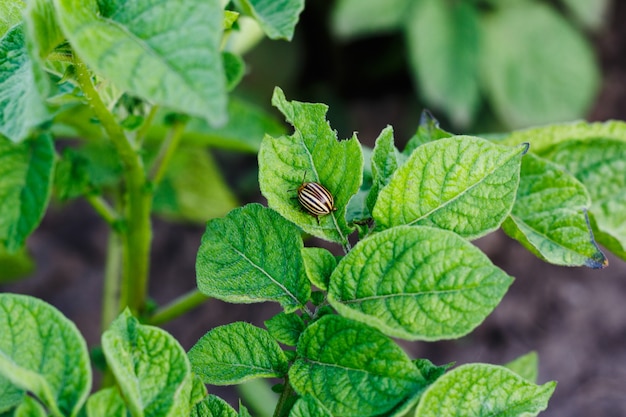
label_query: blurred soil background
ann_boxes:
[2,1,626,416]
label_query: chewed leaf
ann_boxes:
[503,153,606,268]
[196,203,310,312]
[415,364,555,417]
[289,315,425,416]
[373,136,526,239]
[259,87,363,244]
[328,226,513,340]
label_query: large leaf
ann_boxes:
[480,2,599,128]
[502,153,606,268]
[541,139,626,261]
[259,87,363,245]
[331,0,409,38]
[406,0,480,127]
[289,315,425,416]
[53,0,227,126]
[233,0,304,40]
[328,226,513,340]
[102,309,193,417]
[0,25,50,142]
[373,136,527,239]
[196,203,310,312]
[0,294,91,417]
[188,322,289,385]
[0,133,54,252]
[415,364,555,417]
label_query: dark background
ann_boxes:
[3,1,626,416]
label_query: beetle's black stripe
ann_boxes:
[298,182,334,216]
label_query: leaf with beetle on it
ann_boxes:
[373,136,527,239]
[259,87,363,245]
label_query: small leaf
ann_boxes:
[502,153,606,268]
[189,374,208,409]
[406,0,480,127]
[86,388,126,417]
[265,312,305,346]
[224,11,240,30]
[373,136,526,239]
[54,147,91,201]
[222,51,245,91]
[0,293,91,417]
[0,25,50,142]
[504,351,538,383]
[14,396,47,417]
[480,3,599,128]
[0,133,55,251]
[233,0,304,40]
[301,247,337,291]
[415,364,556,417]
[153,145,237,223]
[196,203,310,312]
[191,395,238,417]
[403,110,453,155]
[189,322,289,385]
[259,87,363,244]
[289,395,332,417]
[53,0,227,126]
[541,138,626,261]
[331,0,409,38]
[367,125,401,213]
[102,309,193,417]
[289,315,425,416]
[328,226,513,340]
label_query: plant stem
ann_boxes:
[101,228,122,331]
[147,290,208,326]
[273,376,297,417]
[149,119,187,186]
[135,104,160,146]
[85,194,120,229]
[74,57,153,315]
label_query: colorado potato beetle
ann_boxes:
[294,174,337,222]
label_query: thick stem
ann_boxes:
[74,58,152,315]
[273,376,297,417]
[101,228,122,330]
[147,290,208,326]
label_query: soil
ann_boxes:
[3,1,626,416]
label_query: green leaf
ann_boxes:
[189,374,208,409]
[222,51,245,91]
[0,133,54,251]
[14,396,47,417]
[238,402,252,417]
[366,125,401,213]
[290,315,425,416]
[331,0,409,38]
[153,145,237,223]
[373,136,527,239]
[86,388,127,417]
[541,138,626,261]
[0,0,24,38]
[191,395,238,417]
[480,2,599,129]
[0,246,34,283]
[0,293,91,417]
[562,0,610,30]
[189,322,289,385]
[415,364,556,417]
[328,226,513,340]
[54,147,92,201]
[196,203,310,312]
[0,25,50,142]
[265,312,305,346]
[102,309,193,417]
[224,11,240,30]
[502,153,606,268]
[233,0,304,40]
[403,110,454,155]
[301,247,337,291]
[23,0,64,61]
[504,351,538,383]
[53,0,227,126]
[259,87,363,244]
[406,0,480,127]
[154,97,285,153]
[289,395,332,417]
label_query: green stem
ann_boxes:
[135,104,159,146]
[149,119,186,186]
[74,58,152,315]
[85,194,120,229]
[273,376,297,417]
[147,290,209,326]
[101,228,122,331]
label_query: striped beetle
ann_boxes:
[293,173,337,222]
